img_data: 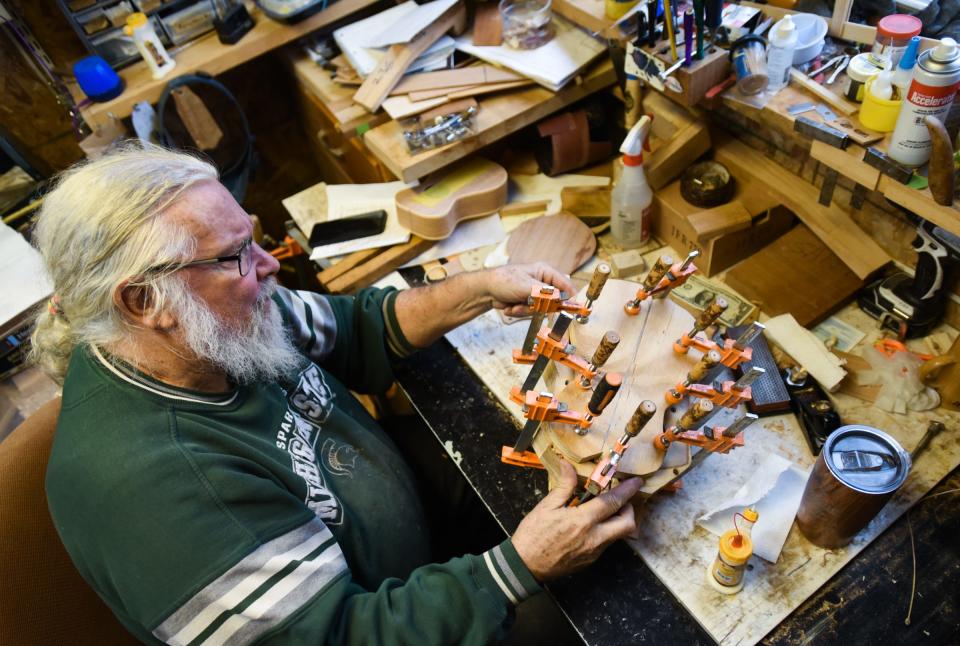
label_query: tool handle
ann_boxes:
[679,399,713,430]
[588,372,623,416]
[625,399,657,438]
[643,255,673,290]
[694,0,704,58]
[912,420,945,459]
[695,297,728,330]
[591,330,621,368]
[646,0,658,47]
[705,0,722,31]
[684,8,693,66]
[690,349,722,381]
[587,263,612,302]
[663,0,677,60]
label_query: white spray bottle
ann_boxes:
[610,115,653,248]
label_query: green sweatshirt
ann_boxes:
[46,286,540,645]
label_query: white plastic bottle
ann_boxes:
[889,37,960,166]
[766,15,798,92]
[610,115,653,248]
[892,36,921,97]
[124,13,175,80]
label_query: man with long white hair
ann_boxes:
[33,145,641,645]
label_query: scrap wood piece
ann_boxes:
[714,136,888,280]
[724,224,863,328]
[317,247,380,287]
[171,86,223,150]
[406,79,534,104]
[473,2,503,46]
[390,64,523,95]
[763,313,847,392]
[788,69,858,116]
[353,2,467,112]
[325,236,434,293]
[686,202,752,242]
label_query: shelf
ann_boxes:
[74,0,379,129]
[362,58,617,183]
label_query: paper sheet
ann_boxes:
[333,2,455,77]
[696,454,810,563]
[0,221,53,328]
[455,16,606,91]
[368,0,458,46]
[400,214,505,268]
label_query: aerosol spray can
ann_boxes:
[889,38,960,167]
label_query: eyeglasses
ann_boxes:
[146,239,254,277]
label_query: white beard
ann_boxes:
[171,278,305,384]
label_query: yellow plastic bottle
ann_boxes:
[605,0,640,20]
[707,507,758,594]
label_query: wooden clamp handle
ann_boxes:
[591,331,621,368]
[696,297,729,329]
[643,255,673,291]
[679,399,713,430]
[625,400,657,438]
[587,263,612,301]
[689,349,722,381]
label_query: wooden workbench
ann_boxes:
[74,0,379,130]
[393,307,960,646]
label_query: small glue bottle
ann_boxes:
[124,13,175,80]
[707,506,759,594]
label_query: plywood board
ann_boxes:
[724,224,863,327]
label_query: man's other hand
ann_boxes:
[511,459,642,581]
[485,262,576,317]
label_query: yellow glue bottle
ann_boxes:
[707,506,759,594]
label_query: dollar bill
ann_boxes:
[669,274,758,328]
[812,316,866,352]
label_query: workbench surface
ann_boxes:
[393,327,960,645]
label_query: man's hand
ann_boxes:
[511,459,642,581]
[484,262,576,318]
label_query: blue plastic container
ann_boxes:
[73,56,124,102]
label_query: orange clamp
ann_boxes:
[673,336,753,370]
[527,285,591,318]
[686,381,753,409]
[511,327,597,381]
[508,386,586,426]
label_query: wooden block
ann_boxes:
[326,236,434,293]
[506,213,596,273]
[395,157,508,240]
[353,2,467,112]
[473,2,503,46]
[391,65,522,95]
[713,136,888,279]
[686,201,752,242]
[382,94,450,120]
[724,224,864,328]
[500,200,551,217]
[608,248,647,278]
